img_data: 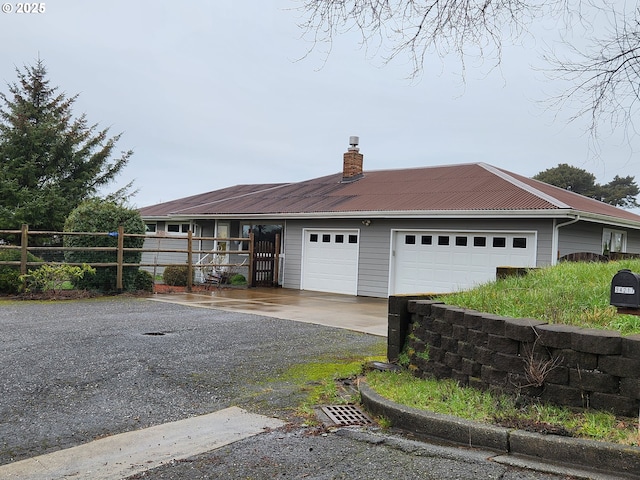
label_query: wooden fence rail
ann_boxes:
[0,224,253,292]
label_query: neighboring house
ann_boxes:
[138,138,640,297]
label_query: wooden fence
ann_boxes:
[0,224,255,292]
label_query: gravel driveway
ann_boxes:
[0,297,385,466]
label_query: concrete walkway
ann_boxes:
[149,288,389,337]
[0,407,284,480]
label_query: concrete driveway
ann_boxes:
[149,288,389,337]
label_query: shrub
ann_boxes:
[0,249,43,294]
[230,273,247,285]
[64,200,146,293]
[162,265,192,286]
[135,269,154,292]
[21,264,95,294]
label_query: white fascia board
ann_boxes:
[140,209,640,230]
[142,209,571,221]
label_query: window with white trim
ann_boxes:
[167,223,191,234]
[603,228,626,254]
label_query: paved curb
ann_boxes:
[359,383,640,479]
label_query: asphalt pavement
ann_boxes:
[0,296,624,479]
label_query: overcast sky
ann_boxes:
[1,1,639,209]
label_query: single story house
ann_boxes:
[139,138,640,297]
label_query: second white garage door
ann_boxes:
[302,229,359,295]
[391,230,537,295]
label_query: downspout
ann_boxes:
[552,215,580,265]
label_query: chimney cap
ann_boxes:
[348,135,359,152]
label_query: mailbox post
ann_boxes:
[610,269,640,309]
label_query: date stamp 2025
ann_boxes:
[2,3,46,14]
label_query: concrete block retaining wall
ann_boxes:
[388,296,640,417]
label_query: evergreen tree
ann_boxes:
[532,164,598,197]
[533,164,639,209]
[0,60,133,231]
[598,175,640,209]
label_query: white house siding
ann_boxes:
[284,218,555,298]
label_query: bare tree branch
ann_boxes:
[544,5,640,142]
[296,1,640,146]
[296,1,571,77]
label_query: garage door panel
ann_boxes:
[302,230,359,295]
[392,230,536,295]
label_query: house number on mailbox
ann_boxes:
[614,286,636,295]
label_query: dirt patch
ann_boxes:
[2,290,101,301]
[1,289,155,301]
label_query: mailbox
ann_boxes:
[610,269,640,308]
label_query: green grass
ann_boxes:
[279,351,386,421]
[434,259,640,334]
[366,369,640,445]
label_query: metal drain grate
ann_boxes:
[320,405,374,426]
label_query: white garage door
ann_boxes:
[302,229,359,295]
[391,230,537,295]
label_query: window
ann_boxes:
[405,235,416,245]
[493,237,506,248]
[474,236,486,247]
[603,228,626,253]
[145,223,157,234]
[167,223,190,234]
[421,235,432,245]
[335,234,344,243]
[243,224,284,252]
[513,237,527,248]
[310,234,318,242]
[244,224,283,243]
[322,234,331,243]
[455,236,468,246]
[348,235,358,244]
[438,236,450,246]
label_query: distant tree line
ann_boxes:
[533,164,639,209]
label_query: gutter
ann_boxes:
[552,215,580,265]
[140,209,582,222]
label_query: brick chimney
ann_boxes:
[342,136,364,182]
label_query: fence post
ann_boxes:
[248,232,255,287]
[187,230,193,293]
[116,225,124,291]
[20,224,28,275]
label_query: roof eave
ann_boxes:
[140,209,640,229]
[142,209,578,221]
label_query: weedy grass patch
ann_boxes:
[366,370,640,445]
[435,259,640,334]
[280,351,386,420]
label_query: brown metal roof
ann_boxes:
[138,163,640,224]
